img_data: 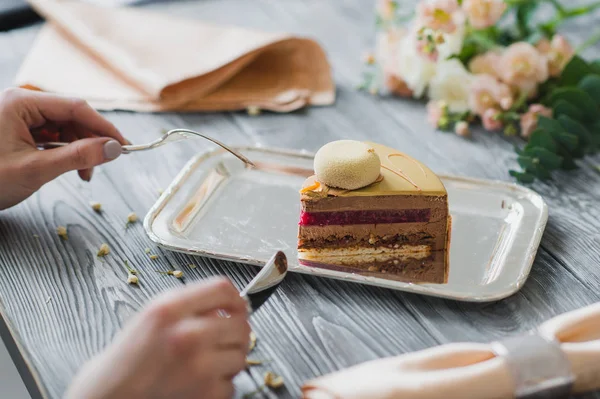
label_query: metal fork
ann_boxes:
[36,128,255,167]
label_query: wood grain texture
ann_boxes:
[0,0,599,398]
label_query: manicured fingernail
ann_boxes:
[103,140,122,160]
[87,168,94,182]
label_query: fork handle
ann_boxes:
[36,142,134,154]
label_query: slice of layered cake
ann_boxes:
[297,140,450,284]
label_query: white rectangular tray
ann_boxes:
[144,147,548,302]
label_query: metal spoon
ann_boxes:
[35,128,255,167]
[241,251,288,314]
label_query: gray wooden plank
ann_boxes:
[0,0,598,398]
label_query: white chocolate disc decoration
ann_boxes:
[314,140,381,190]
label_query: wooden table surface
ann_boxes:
[0,1,599,398]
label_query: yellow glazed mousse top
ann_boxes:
[301,141,447,197]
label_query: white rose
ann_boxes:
[437,12,466,60]
[428,59,473,113]
[375,26,406,72]
[395,34,437,98]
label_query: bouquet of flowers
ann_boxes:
[362,0,600,183]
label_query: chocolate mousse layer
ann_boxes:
[299,250,447,284]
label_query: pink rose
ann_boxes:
[520,104,553,138]
[537,35,575,77]
[455,121,470,137]
[469,74,513,116]
[468,51,501,78]
[482,108,503,131]
[499,42,549,96]
[417,0,460,33]
[427,100,445,127]
[462,0,507,30]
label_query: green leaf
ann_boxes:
[453,40,479,66]
[553,100,584,121]
[557,115,595,149]
[515,2,539,39]
[560,56,593,86]
[509,170,536,183]
[578,75,600,106]
[591,60,600,75]
[550,88,598,121]
[517,155,536,170]
[553,131,580,151]
[561,153,579,170]
[521,147,564,169]
[528,164,553,180]
[525,129,558,152]
[537,115,565,134]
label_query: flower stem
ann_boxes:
[576,29,600,53]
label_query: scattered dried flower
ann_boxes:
[149,255,159,260]
[90,201,102,213]
[97,243,110,257]
[188,264,197,269]
[247,106,261,116]
[246,359,265,366]
[173,270,184,278]
[156,270,184,278]
[264,371,285,389]
[127,274,139,285]
[56,226,68,240]
[144,248,151,254]
[45,297,52,304]
[127,212,138,224]
[124,260,138,275]
[33,234,40,239]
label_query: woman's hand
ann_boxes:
[66,278,251,399]
[0,88,128,210]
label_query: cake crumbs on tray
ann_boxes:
[97,243,110,257]
[56,226,68,240]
